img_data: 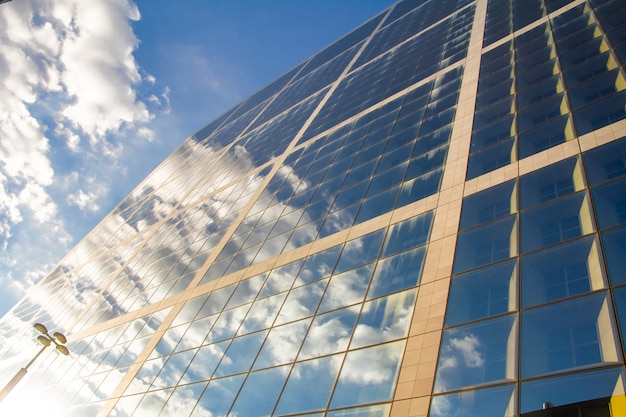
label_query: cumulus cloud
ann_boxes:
[0,0,164,307]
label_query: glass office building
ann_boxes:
[1,0,625,415]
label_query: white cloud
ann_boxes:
[67,189,101,212]
[0,0,161,308]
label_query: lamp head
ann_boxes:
[37,335,51,347]
[53,332,67,344]
[34,323,48,334]
[56,345,70,356]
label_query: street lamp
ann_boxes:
[0,323,69,401]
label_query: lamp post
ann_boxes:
[0,323,69,402]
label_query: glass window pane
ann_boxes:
[583,136,626,185]
[275,279,327,325]
[205,304,250,343]
[176,314,218,352]
[574,90,626,135]
[466,138,515,180]
[404,145,448,180]
[520,367,626,414]
[319,264,373,312]
[356,186,398,224]
[520,192,593,253]
[351,289,416,349]
[225,274,267,309]
[299,306,360,360]
[518,114,573,158]
[132,388,172,417]
[190,374,245,417]
[172,295,207,326]
[151,349,196,390]
[330,340,405,408]
[454,216,517,274]
[521,292,620,378]
[258,260,303,298]
[335,230,385,273]
[125,358,163,395]
[180,340,229,384]
[460,181,516,231]
[274,355,343,415]
[253,319,310,369]
[446,260,517,326]
[237,292,287,335]
[214,330,267,377]
[325,404,391,417]
[228,366,290,417]
[470,114,515,153]
[381,211,433,257]
[520,157,583,210]
[613,287,626,357]
[568,69,626,110]
[397,168,443,208]
[521,236,606,308]
[592,176,626,229]
[159,381,205,417]
[601,225,626,286]
[296,245,342,285]
[429,384,516,417]
[434,314,517,393]
[367,246,426,299]
[517,93,568,133]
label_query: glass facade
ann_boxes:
[0,0,625,416]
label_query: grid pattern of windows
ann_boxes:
[54,212,434,416]
[201,70,461,283]
[468,1,626,180]
[437,140,626,416]
[1,1,625,417]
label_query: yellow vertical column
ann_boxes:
[390,1,487,416]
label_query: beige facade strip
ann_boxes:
[391,0,487,415]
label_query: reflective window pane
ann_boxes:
[335,230,385,273]
[275,279,327,325]
[330,340,405,408]
[253,319,310,369]
[319,264,373,312]
[521,237,605,308]
[520,192,593,253]
[296,245,342,285]
[521,293,620,378]
[520,367,626,414]
[159,381,205,417]
[237,292,287,335]
[584,136,626,185]
[351,289,416,349]
[367,246,426,299]
[190,374,245,417]
[446,260,517,326]
[601,226,626,286]
[180,340,228,384]
[520,157,584,210]
[460,181,516,231]
[381,211,433,257]
[434,314,517,393]
[228,366,290,417]
[325,404,391,417]
[592,176,626,229]
[214,330,267,377]
[299,306,360,359]
[454,216,517,274]
[274,355,343,415]
[429,384,516,417]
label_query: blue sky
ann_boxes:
[0,0,396,317]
